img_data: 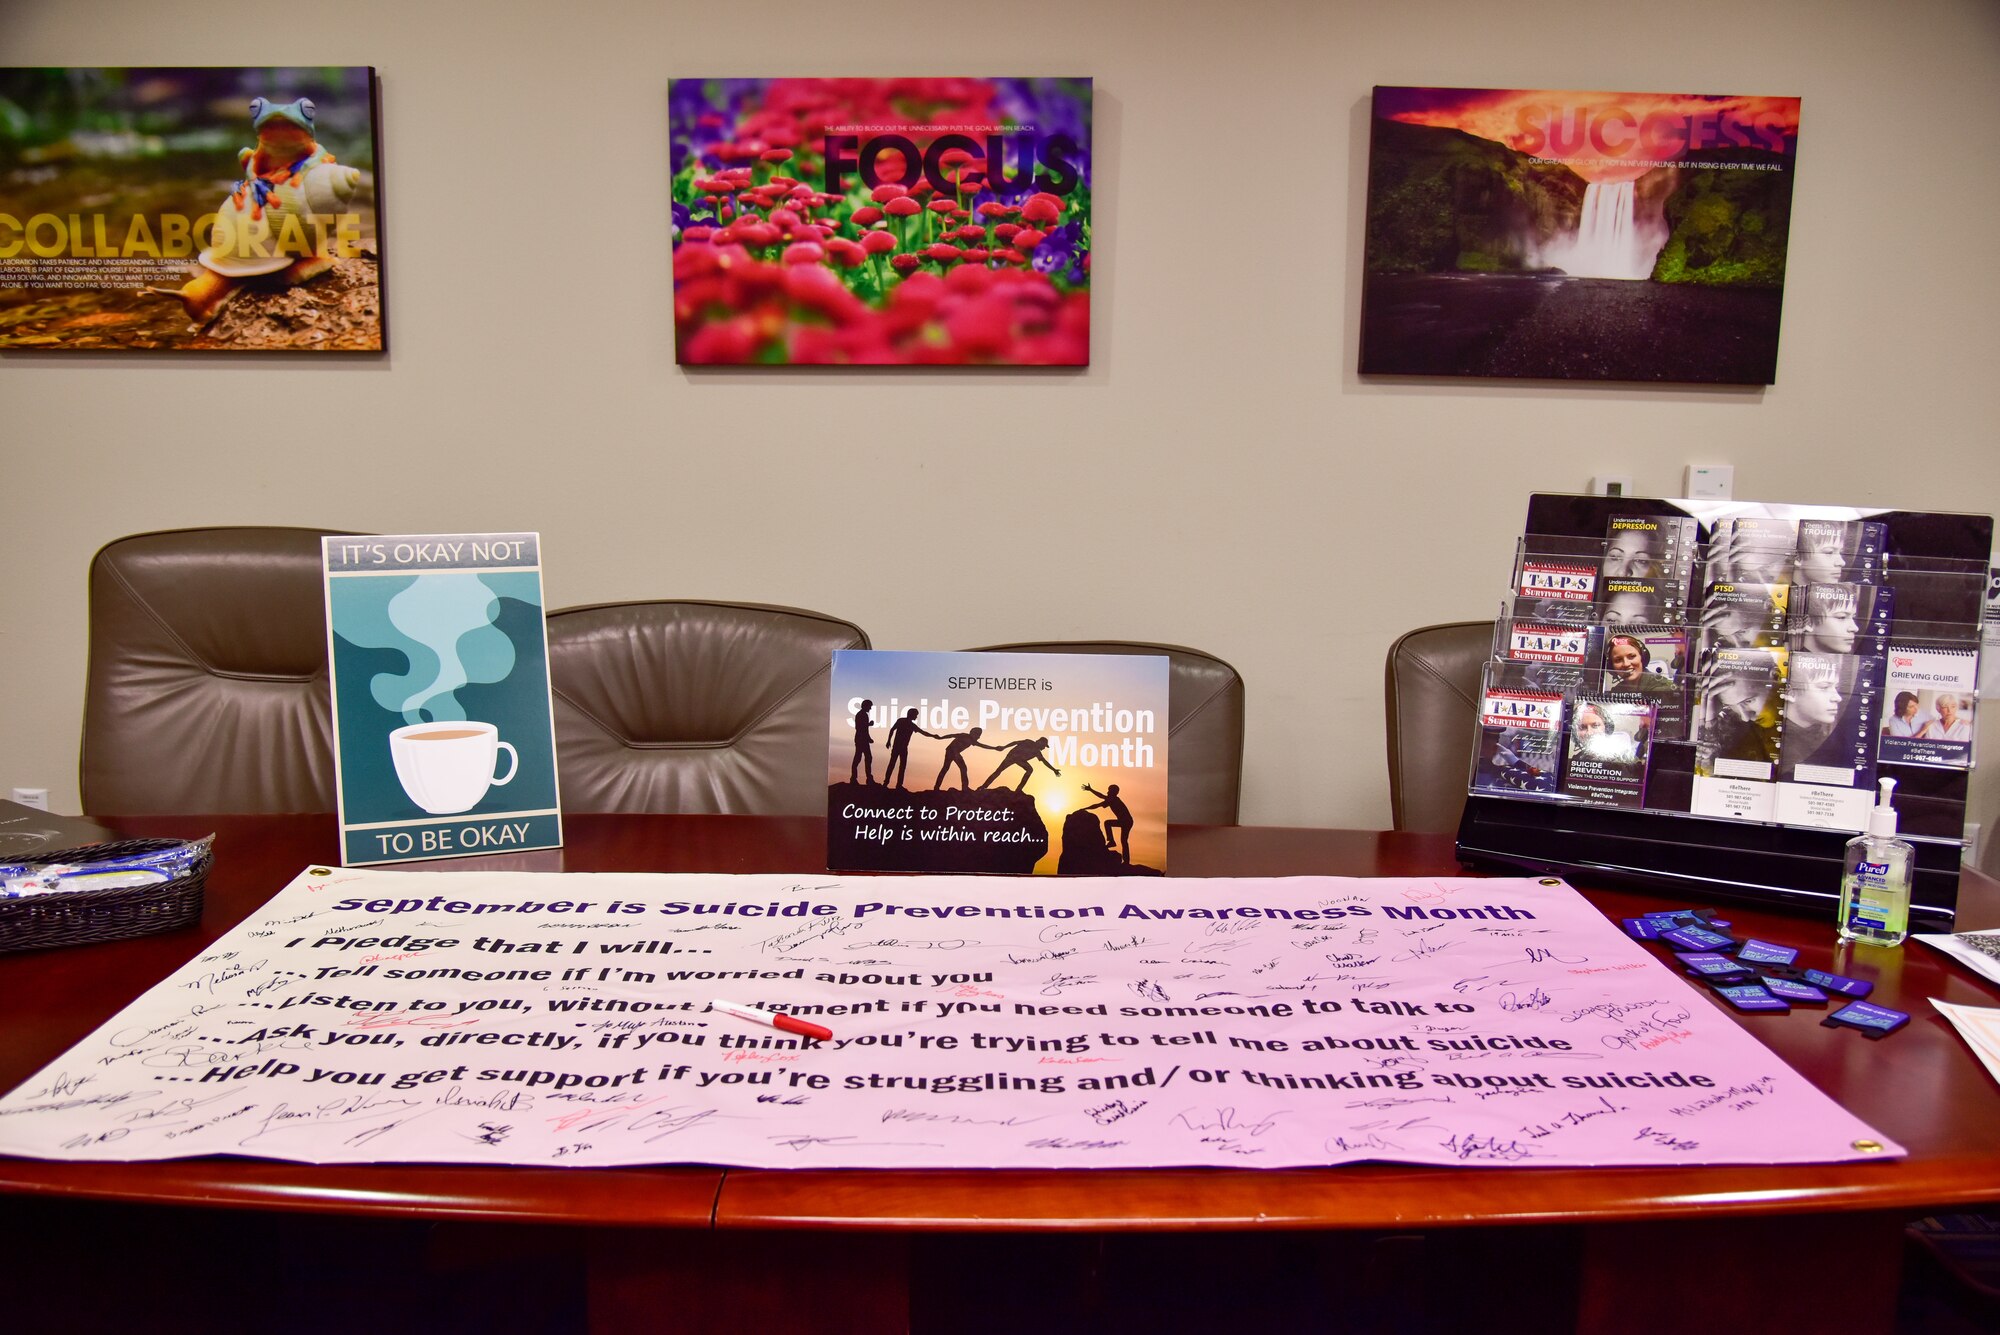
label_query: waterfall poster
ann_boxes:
[670,77,1090,365]
[1360,87,1801,385]
[826,650,1167,876]
[0,67,384,350]
[323,534,563,866]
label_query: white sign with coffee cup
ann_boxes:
[324,533,563,865]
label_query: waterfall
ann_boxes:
[1542,181,1662,280]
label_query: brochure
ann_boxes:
[1793,519,1887,586]
[1878,646,1979,768]
[1601,514,1697,581]
[1695,581,1789,666]
[1601,626,1687,737]
[1704,516,1799,590]
[1599,576,1674,627]
[1693,645,1787,782]
[1473,685,1564,798]
[1560,694,1656,808]
[1501,620,1600,695]
[1777,651,1883,786]
[1513,554,1600,626]
[1772,652,1883,830]
[1787,582,1894,658]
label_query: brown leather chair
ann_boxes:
[1384,621,1495,833]
[964,641,1245,825]
[82,526,357,814]
[547,600,869,814]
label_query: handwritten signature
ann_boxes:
[1439,1132,1538,1162]
[1170,1106,1281,1138]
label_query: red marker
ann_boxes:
[710,998,833,1042]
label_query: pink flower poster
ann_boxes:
[670,78,1090,365]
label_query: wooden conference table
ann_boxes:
[4,813,2000,1334]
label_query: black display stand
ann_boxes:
[1457,494,1989,930]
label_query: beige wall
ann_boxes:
[4,0,1998,835]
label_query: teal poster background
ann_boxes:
[324,535,562,864]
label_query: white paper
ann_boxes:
[1774,782,1871,832]
[1692,775,1778,823]
[0,869,1900,1170]
[1916,928,2000,989]
[1929,998,2000,1085]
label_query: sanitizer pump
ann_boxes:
[1836,778,1915,947]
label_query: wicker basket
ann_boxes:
[0,838,209,954]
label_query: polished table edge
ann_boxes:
[2,814,1996,1233]
[0,1159,723,1226]
[12,1158,1985,1233]
[710,1158,2000,1232]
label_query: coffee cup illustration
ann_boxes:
[388,721,518,815]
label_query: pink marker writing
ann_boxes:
[710,998,833,1043]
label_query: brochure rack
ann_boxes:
[1457,494,1990,928]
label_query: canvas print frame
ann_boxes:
[1360,86,1800,385]
[670,77,1091,366]
[0,66,386,350]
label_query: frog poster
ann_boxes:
[323,534,562,866]
[826,650,1167,875]
[671,77,1090,365]
[0,66,385,350]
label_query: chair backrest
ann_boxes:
[964,641,1245,825]
[1384,621,1494,833]
[547,600,870,814]
[83,526,356,814]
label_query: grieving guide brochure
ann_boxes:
[0,868,1897,1170]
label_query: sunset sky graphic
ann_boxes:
[1375,87,1801,183]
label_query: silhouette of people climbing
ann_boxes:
[850,699,875,785]
[931,726,1003,790]
[1081,783,1133,863]
[979,737,1061,793]
[882,708,936,789]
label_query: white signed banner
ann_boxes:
[0,869,1899,1169]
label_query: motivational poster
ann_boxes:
[827,650,1169,876]
[670,77,1091,365]
[0,868,1898,1171]
[323,534,562,865]
[0,66,384,350]
[1362,87,1800,384]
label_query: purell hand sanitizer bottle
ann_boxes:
[1837,778,1914,947]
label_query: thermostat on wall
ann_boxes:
[1684,465,1734,500]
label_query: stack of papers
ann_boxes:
[1904,939,2000,1087]
[1916,930,2000,1083]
